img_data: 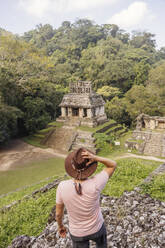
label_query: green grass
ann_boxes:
[77,120,116,133]
[23,135,48,148]
[96,158,161,197]
[105,124,122,134]
[97,130,133,157]
[0,157,65,195]
[0,188,58,248]
[140,173,165,201]
[37,126,54,134]
[23,121,63,148]
[48,121,63,127]
[0,175,62,209]
[33,133,45,138]
[115,128,127,137]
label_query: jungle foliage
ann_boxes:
[0,19,165,144]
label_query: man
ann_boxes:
[56,147,117,248]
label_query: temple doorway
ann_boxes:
[72,108,79,116]
[84,108,87,117]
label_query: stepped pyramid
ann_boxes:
[46,81,108,154]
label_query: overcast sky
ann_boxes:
[1,0,165,48]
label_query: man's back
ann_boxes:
[56,170,109,237]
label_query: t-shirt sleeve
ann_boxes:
[94,170,109,192]
[56,183,63,204]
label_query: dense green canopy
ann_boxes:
[0,19,165,144]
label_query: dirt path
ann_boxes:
[0,139,66,171]
[115,153,165,163]
[1,140,165,172]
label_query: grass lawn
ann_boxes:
[22,121,63,148]
[23,135,48,148]
[0,157,65,196]
[140,173,165,202]
[96,158,161,197]
[0,188,57,248]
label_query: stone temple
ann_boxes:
[125,113,165,157]
[136,113,165,130]
[58,81,107,127]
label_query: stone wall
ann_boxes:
[126,130,165,157]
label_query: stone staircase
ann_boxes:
[143,132,164,157]
[63,117,81,127]
[71,130,97,153]
[45,126,77,154]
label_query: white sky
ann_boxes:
[0,0,165,48]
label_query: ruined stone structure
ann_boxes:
[136,113,165,130]
[126,114,165,157]
[57,81,107,127]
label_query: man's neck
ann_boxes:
[73,178,87,183]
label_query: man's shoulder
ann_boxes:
[90,170,109,180]
[58,179,72,187]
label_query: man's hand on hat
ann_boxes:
[58,225,67,238]
[81,150,97,166]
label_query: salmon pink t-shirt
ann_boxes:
[56,170,109,237]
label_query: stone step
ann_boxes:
[76,138,95,145]
[71,129,96,153]
[71,144,96,153]
[73,142,96,148]
[142,132,164,157]
[77,130,94,138]
[46,127,77,152]
[95,122,116,133]
[106,126,123,135]
[116,129,127,136]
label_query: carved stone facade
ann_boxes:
[57,81,107,127]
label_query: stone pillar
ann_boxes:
[144,120,149,129]
[92,108,95,117]
[79,108,84,118]
[156,120,158,128]
[100,106,104,115]
[150,120,156,130]
[61,107,66,117]
[68,107,72,117]
[87,108,93,118]
[95,107,100,116]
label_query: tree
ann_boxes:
[105,97,130,125]
[22,97,51,133]
[0,104,22,144]
[124,85,159,121]
[157,47,165,60]
[23,24,54,48]
[133,60,151,85]
[102,24,119,38]
[130,31,156,50]
[146,62,165,115]
[97,86,121,101]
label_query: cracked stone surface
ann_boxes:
[8,190,165,248]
